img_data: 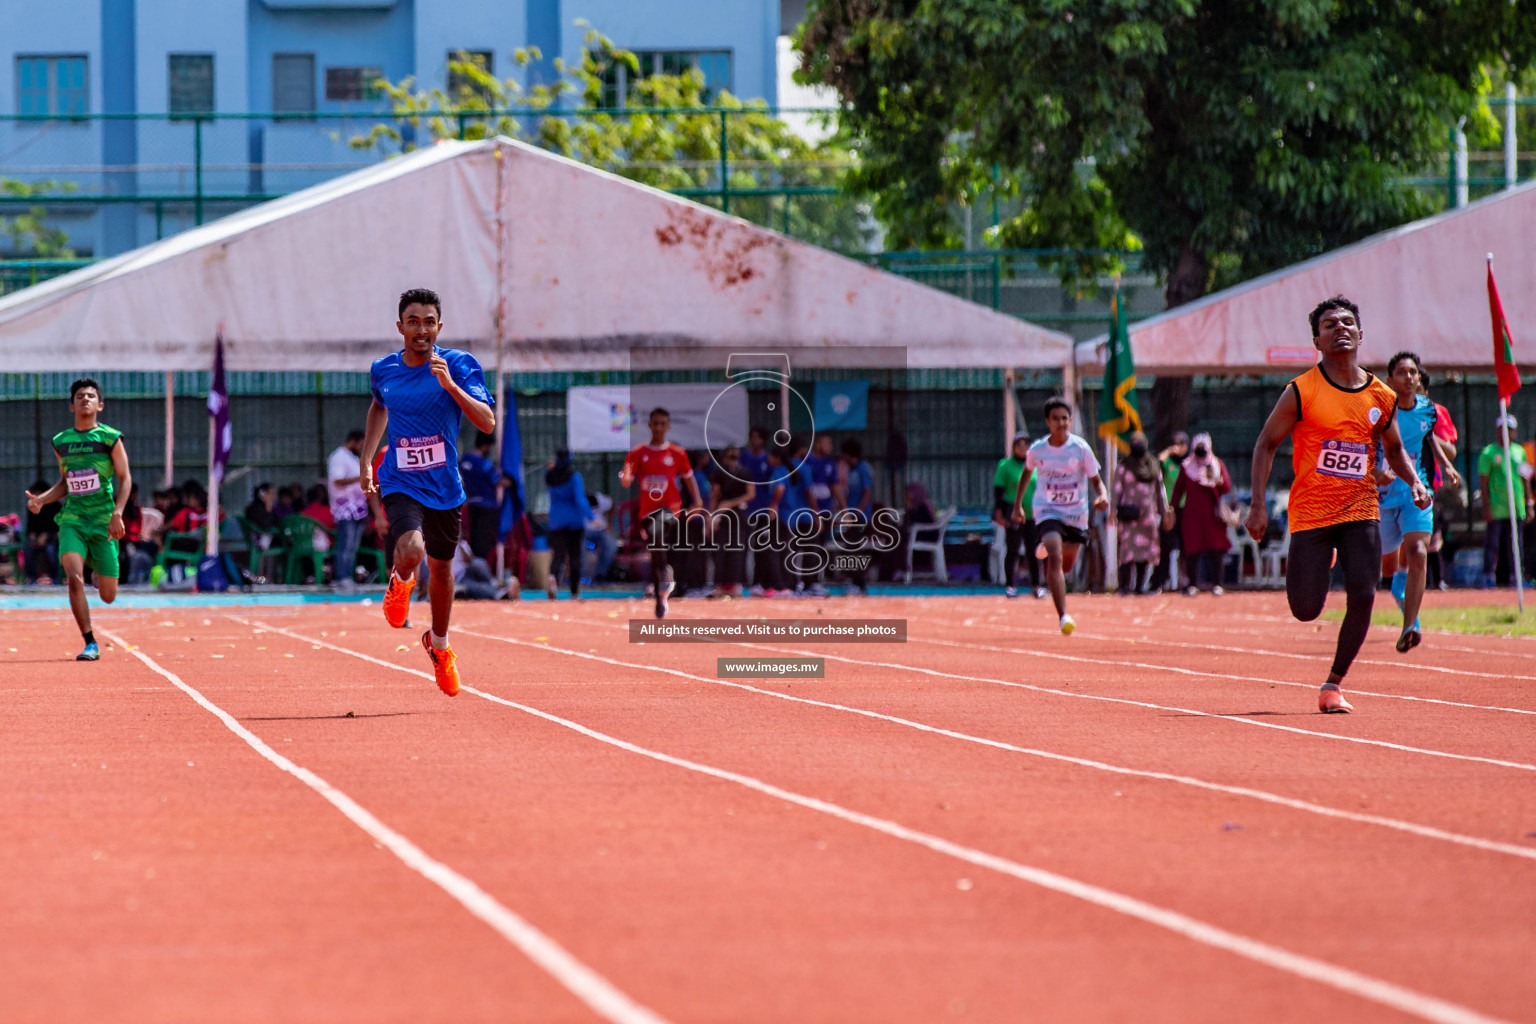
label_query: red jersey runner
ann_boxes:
[623,443,692,516]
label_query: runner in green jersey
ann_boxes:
[26,378,133,661]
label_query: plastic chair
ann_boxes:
[1225,517,1262,586]
[906,507,956,583]
[354,540,386,584]
[155,529,204,578]
[989,522,1028,585]
[1258,526,1290,586]
[280,514,328,585]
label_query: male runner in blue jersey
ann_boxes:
[1374,351,1460,652]
[360,288,496,695]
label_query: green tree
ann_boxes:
[351,28,873,251]
[797,0,1535,433]
[1,179,76,257]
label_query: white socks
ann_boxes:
[429,631,449,650]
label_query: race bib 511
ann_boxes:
[66,469,101,495]
[396,434,447,472]
[1316,440,1369,480]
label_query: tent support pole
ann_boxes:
[205,416,218,558]
[1003,367,1016,453]
[493,141,509,584]
[1104,439,1118,592]
[163,371,175,488]
[33,374,43,481]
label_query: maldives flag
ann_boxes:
[1489,260,1521,402]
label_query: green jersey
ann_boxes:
[1477,442,1528,520]
[52,423,123,526]
[992,456,1037,516]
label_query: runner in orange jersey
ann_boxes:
[1246,296,1430,714]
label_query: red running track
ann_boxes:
[3,592,1534,1023]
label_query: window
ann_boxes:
[325,65,383,102]
[446,50,494,103]
[168,54,214,116]
[600,50,732,108]
[272,53,316,115]
[16,55,89,116]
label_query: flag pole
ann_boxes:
[1499,399,1523,611]
[1491,253,1524,611]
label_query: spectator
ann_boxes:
[24,478,61,584]
[168,486,209,535]
[740,427,774,594]
[806,433,838,512]
[1113,431,1172,594]
[1148,431,1189,592]
[451,538,509,601]
[300,484,335,531]
[900,480,936,583]
[544,448,592,600]
[119,484,155,584]
[275,484,302,520]
[245,482,280,533]
[993,431,1038,597]
[585,492,618,582]
[460,432,502,561]
[328,430,370,589]
[837,438,874,593]
[708,445,754,597]
[690,450,715,509]
[1479,412,1532,587]
[0,513,20,585]
[1171,432,1232,596]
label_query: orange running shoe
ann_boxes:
[383,571,413,628]
[422,630,460,696]
[1319,686,1352,714]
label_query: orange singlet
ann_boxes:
[1286,364,1398,533]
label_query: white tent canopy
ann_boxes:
[1077,180,1536,375]
[0,137,1071,373]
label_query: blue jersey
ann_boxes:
[806,453,838,508]
[459,451,499,508]
[371,347,494,510]
[844,459,873,520]
[739,449,772,511]
[1377,394,1437,496]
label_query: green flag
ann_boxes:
[1097,285,1140,453]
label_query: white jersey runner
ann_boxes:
[1027,434,1101,531]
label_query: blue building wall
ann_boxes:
[0,0,781,257]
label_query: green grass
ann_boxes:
[1322,604,1536,636]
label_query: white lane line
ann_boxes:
[497,607,1536,773]
[448,625,1536,864]
[965,617,1536,682]
[919,615,1536,715]
[741,637,1536,773]
[960,604,1536,651]
[100,626,672,1024]
[237,620,1515,1024]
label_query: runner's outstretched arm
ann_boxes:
[1246,387,1299,541]
[1010,468,1034,524]
[430,352,495,433]
[109,439,132,540]
[358,399,389,498]
[26,468,67,512]
[1380,420,1432,509]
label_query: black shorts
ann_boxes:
[383,493,462,561]
[1035,518,1087,546]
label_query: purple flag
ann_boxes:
[208,331,231,483]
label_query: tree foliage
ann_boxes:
[1,179,76,257]
[351,27,873,251]
[798,0,1535,302]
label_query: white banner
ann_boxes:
[566,384,749,452]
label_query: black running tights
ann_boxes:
[1286,519,1381,679]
